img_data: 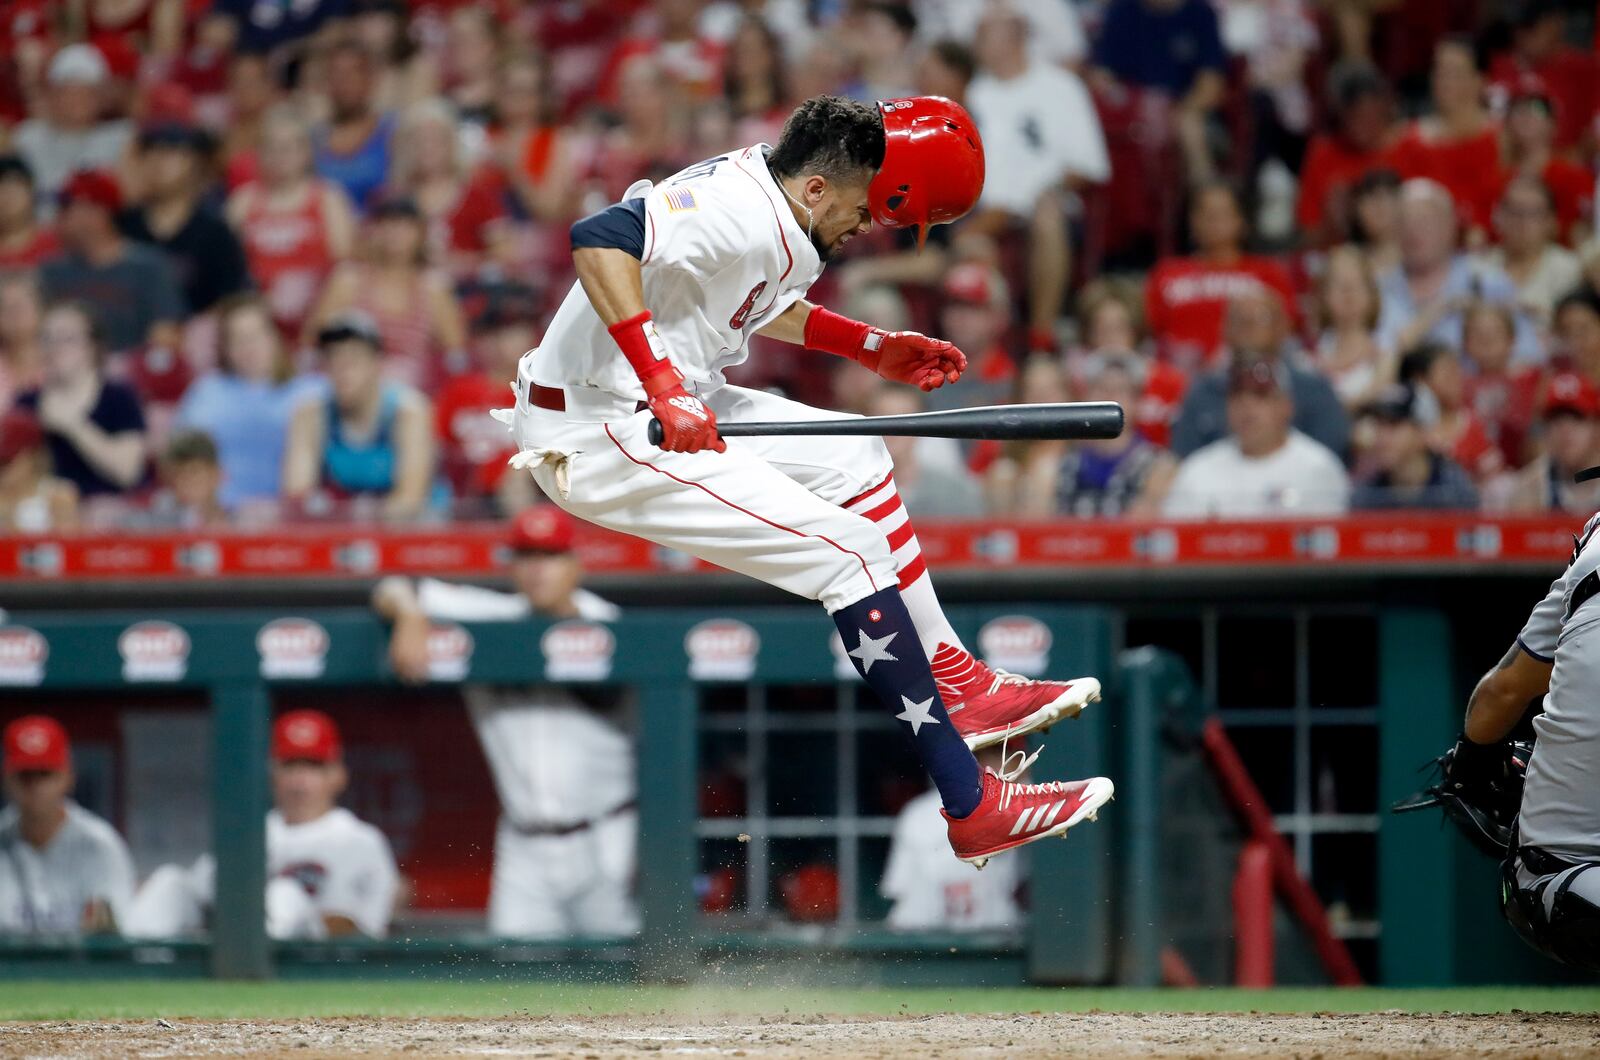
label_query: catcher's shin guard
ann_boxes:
[1500,838,1600,972]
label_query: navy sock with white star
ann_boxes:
[833,586,982,818]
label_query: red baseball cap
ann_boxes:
[272,709,342,763]
[3,715,70,774]
[941,262,1004,308]
[58,169,122,214]
[1544,372,1600,419]
[508,505,575,554]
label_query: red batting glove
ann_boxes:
[607,309,726,454]
[804,306,967,392]
[643,372,726,453]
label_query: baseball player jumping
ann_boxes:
[499,95,1111,867]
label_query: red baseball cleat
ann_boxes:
[944,768,1114,869]
[931,644,1101,751]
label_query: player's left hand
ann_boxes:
[858,330,968,392]
[1391,733,1532,858]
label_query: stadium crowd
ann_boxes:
[0,0,1598,530]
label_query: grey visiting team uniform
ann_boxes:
[1504,512,1600,967]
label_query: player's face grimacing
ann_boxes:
[806,176,874,261]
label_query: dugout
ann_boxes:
[0,513,1589,987]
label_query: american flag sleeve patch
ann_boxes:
[664,187,698,212]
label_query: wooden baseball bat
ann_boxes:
[647,401,1124,447]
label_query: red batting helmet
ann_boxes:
[869,96,985,249]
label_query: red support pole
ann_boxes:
[1233,839,1275,987]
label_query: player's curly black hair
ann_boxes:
[768,95,885,185]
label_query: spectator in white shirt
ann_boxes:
[0,715,135,938]
[1164,358,1350,518]
[11,46,133,208]
[965,1,1109,353]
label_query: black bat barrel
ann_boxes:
[647,402,1124,447]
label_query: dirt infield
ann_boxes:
[5,1011,1600,1059]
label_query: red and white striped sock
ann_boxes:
[929,641,988,704]
[842,474,969,664]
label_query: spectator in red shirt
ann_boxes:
[1462,300,1541,470]
[77,0,185,61]
[597,0,725,107]
[227,105,358,340]
[929,262,1017,414]
[581,55,694,207]
[435,286,537,514]
[1385,36,1501,238]
[1145,182,1297,371]
[305,196,468,391]
[1295,63,1398,245]
[387,97,509,277]
[1399,340,1503,482]
[0,274,45,412]
[1499,370,1600,514]
[217,51,284,192]
[1488,5,1597,155]
[1497,92,1594,246]
[0,155,60,269]
[490,55,583,225]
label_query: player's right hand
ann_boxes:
[645,377,726,453]
[388,614,434,684]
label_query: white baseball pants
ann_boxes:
[509,384,898,613]
[487,810,639,939]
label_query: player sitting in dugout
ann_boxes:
[372,504,638,941]
[494,94,1111,869]
[123,710,399,941]
[0,715,135,937]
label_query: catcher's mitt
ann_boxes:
[1391,735,1533,858]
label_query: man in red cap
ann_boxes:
[125,708,398,940]
[501,92,1111,870]
[39,169,185,355]
[372,505,634,938]
[1501,372,1600,515]
[0,714,135,936]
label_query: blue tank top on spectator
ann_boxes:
[176,374,320,509]
[313,114,396,213]
[323,382,402,496]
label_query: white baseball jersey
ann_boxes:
[415,578,630,828]
[527,145,823,402]
[1513,512,1600,859]
[0,802,135,937]
[413,577,636,937]
[265,807,400,938]
[968,61,1109,215]
[881,789,1021,931]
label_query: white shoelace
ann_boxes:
[993,732,1049,812]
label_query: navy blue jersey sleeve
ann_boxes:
[570,198,649,258]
